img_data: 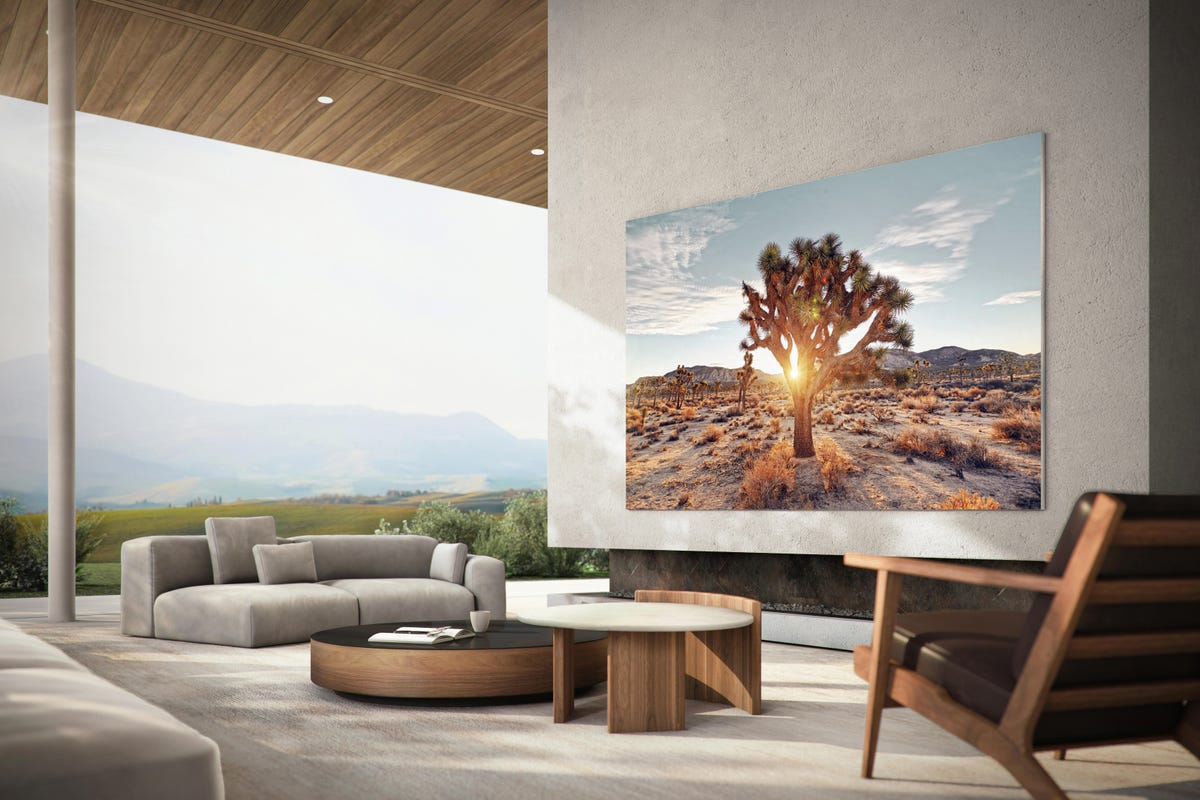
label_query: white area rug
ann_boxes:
[15,616,1200,800]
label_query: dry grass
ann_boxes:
[625,407,644,433]
[850,417,873,435]
[767,417,783,435]
[992,410,1041,452]
[700,424,726,443]
[739,442,796,509]
[950,401,968,413]
[869,405,896,423]
[900,393,940,413]
[938,489,1001,510]
[815,437,854,493]
[680,406,698,421]
[972,389,1017,415]
[892,427,1005,468]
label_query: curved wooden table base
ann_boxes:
[521,599,760,733]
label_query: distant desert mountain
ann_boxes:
[629,347,1040,389]
[880,346,1041,372]
[629,364,775,388]
[0,355,546,510]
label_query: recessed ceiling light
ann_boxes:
[316,96,334,105]
[530,148,545,156]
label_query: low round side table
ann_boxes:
[310,620,607,701]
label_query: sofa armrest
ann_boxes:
[121,536,214,637]
[463,554,506,617]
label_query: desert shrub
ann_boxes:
[680,406,698,421]
[667,431,681,441]
[1029,387,1041,398]
[850,417,873,435]
[892,427,1004,468]
[992,409,1042,452]
[965,387,986,399]
[815,438,854,493]
[625,407,644,433]
[734,429,749,439]
[972,389,1016,415]
[816,407,836,425]
[767,417,782,435]
[950,401,968,413]
[869,405,895,423]
[733,441,757,462]
[402,501,495,550]
[475,491,606,578]
[900,392,940,413]
[700,424,725,443]
[938,489,1001,510]
[739,442,796,509]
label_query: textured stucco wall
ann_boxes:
[547,0,1149,559]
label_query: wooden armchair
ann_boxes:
[845,492,1200,799]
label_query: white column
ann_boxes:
[47,0,76,622]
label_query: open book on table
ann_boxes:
[367,626,476,645]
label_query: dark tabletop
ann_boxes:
[310,619,607,651]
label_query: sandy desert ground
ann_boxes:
[626,379,1042,511]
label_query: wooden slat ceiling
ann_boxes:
[0,0,547,206]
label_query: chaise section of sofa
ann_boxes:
[0,618,223,800]
[121,529,506,647]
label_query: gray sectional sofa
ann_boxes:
[121,517,506,648]
[0,617,223,799]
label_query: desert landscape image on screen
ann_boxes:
[625,134,1043,511]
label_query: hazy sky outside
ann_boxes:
[0,95,548,439]
[625,133,1043,382]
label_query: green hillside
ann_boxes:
[19,502,423,563]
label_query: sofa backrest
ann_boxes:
[291,534,438,581]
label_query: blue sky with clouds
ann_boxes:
[0,96,548,439]
[626,133,1043,382]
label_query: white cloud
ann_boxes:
[983,290,1041,306]
[864,185,1008,306]
[869,186,995,260]
[870,260,965,303]
[626,207,742,335]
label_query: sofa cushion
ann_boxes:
[293,534,438,580]
[321,578,476,625]
[253,541,318,584]
[154,582,358,647]
[205,516,277,584]
[430,542,468,583]
[0,667,222,800]
[0,630,89,672]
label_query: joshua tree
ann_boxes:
[740,233,913,458]
[912,358,931,387]
[669,365,694,409]
[735,351,756,412]
[999,352,1019,383]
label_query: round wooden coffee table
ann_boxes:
[310,620,607,701]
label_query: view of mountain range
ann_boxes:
[629,346,1041,387]
[0,356,547,511]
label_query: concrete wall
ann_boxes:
[548,0,1150,559]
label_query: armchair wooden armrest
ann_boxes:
[843,553,1061,594]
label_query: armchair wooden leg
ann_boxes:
[985,741,1068,800]
[862,570,902,779]
[1053,749,1066,761]
[1178,702,1200,759]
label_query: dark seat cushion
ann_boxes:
[891,610,1023,722]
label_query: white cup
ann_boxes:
[470,610,491,633]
